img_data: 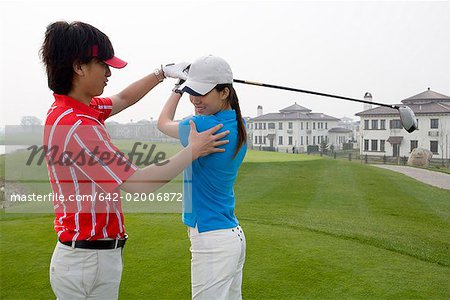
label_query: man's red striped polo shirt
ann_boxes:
[43,94,138,242]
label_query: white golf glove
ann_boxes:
[162,62,190,80]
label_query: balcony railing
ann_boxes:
[428,131,439,137]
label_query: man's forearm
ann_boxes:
[120,145,194,194]
[117,72,161,107]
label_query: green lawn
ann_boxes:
[1,150,450,299]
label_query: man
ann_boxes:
[41,21,228,299]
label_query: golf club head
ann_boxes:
[398,106,418,133]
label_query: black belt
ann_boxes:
[59,235,127,249]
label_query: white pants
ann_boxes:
[189,225,246,300]
[49,241,123,300]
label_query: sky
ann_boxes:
[0,0,449,125]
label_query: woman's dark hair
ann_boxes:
[215,84,247,158]
[40,21,115,94]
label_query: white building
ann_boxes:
[247,103,352,153]
[355,88,450,159]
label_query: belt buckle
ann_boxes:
[115,234,128,248]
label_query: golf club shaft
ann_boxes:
[233,79,399,110]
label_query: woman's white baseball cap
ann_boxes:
[180,55,233,96]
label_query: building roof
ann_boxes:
[356,89,450,117]
[355,101,450,116]
[339,117,354,122]
[387,136,403,144]
[249,102,339,121]
[279,102,311,113]
[328,127,352,133]
[251,111,339,121]
[402,88,450,104]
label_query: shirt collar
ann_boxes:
[214,109,236,120]
[53,94,103,119]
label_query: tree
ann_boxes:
[20,116,42,127]
[438,122,448,164]
[320,140,329,153]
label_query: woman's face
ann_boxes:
[189,88,231,115]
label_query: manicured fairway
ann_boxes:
[1,151,449,299]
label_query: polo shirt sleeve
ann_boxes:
[178,117,194,147]
[178,116,223,148]
[90,97,113,122]
[65,122,138,192]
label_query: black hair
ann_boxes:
[214,84,247,158]
[39,21,115,94]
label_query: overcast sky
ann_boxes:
[0,0,449,125]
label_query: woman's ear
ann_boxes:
[73,60,85,76]
[220,87,230,100]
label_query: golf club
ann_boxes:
[233,79,418,133]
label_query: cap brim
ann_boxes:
[180,80,216,96]
[104,56,127,69]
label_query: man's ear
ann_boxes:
[73,60,85,76]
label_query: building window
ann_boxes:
[263,136,266,144]
[364,139,369,151]
[410,140,418,152]
[263,123,266,130]
[259,136,262,144]
[278,122,283,130]
[430,141,438,154]
[306,136,309,145]
[306,122,309,130]
[325,122,328,129]
[364,120,369,130]
[279,136,283,145]
[313,136,316,145]
[268,122,275,129]
[380,120,386,130]
[371,140,378,151]
[372,120,378,130]
[390,119,402,129]
[255,136,258,144]
[288,122,293,129]
[380,140,385,152]
[301,136,304,145]
[431,119,439,129]
[313,122,316,130]
[288,136,293,145]
[301,122,303,130]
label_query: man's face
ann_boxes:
[79,58,111,97]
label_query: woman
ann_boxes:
[158,55,247,300]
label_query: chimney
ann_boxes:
[364,92,373,111]
[257,105,263,117]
